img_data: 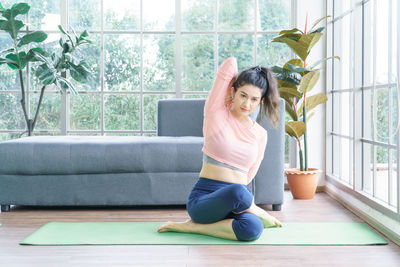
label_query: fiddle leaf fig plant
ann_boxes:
[0,2,93,137]
[271,15,339,171]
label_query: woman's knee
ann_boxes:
[232,213,264,241]
[227,184,253,212]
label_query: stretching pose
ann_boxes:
[158,57,282,241]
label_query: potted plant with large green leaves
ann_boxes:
[0,2,92,137]
[271,15,339,199]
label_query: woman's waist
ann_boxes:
[199,162,248,185]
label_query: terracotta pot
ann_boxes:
[285,168,322,199]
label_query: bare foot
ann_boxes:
[258,211,282,228]
[242,205,282,228]
[157,219,193,233]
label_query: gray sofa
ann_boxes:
[0,98,285,212]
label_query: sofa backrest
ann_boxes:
[156,98,275,137]
[157,99,205,137]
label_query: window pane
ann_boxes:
[390,149,397,208]
[332,91,352,137]
[105,132,141,136]
[362,142,374,195]
[257,34,290,67]
[391,0,398,83]
[70,34,101,91]
[143,0,175,31]
[391,87,398,144]
[218,0,254,31]
[182,94,208,99]
[332,135,340,177]
[334,0,351,17]
[143,94,174,130]
[218,34,254,70]
[363,88,372,140]
[29,93,61,130]
[143,34,175,92]
[182,0,214,31]
[104,0,140,30]
[70,93,101,130]
[0,93,25,130]
[364,88,389,143]
[340,137,352,185]
[104,94,139,130]
[333,14,351,90]
[375,0,389,85]
[104,34,140,91]
[363,0,374,87]
[0,34,19,91]
[182,34,214,92]
[29,0,60,31]
[69,0,101,31]
[69,132,101,136]
[376,88,389,143]
[0,1,22,8]
[339,92,352,137]
[0,133,20,142]
[258,0,290,31]
[375,146,389,203]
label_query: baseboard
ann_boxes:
[324,182,400,247]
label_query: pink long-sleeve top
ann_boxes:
[202,57,268,185]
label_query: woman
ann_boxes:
[158,57,282,241]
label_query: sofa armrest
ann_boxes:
[253,98,285,205]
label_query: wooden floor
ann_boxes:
[0,190,399,267]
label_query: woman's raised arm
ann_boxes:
[204,57,238,117]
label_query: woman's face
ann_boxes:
[231,84,262,117]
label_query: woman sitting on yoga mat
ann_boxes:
[158,57,282,241]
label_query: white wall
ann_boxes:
[292,0,327,186]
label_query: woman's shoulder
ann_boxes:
[253,121,268,138]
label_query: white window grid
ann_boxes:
[0,0,295,138]
[326,0,400,218]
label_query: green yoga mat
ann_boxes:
[20,222,388,246]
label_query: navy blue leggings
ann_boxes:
[186,177,264,241]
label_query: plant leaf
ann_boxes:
[10,3,30,17]
[310,27,325,34]
[0,19,24,39]
[35,63,56,85]
[25,47,47,62]
[287,63,313,74]
[272,35,308,60]
[271,66,302,85]
[310,15,331,31]
[57,76,77,94]
[283,59,303,70]
[297,93,328,118]
[278,80,297,89]
[279,87,302,98]
[285,121,306,138]
[306,111,315,123]
[309,56,340,69]
[278,28,303,35]
[285,103,298,121]
[0,56,19,68]
[69,62,91,83]
[17,31,47,46]
[57,25,67,34]
[299,70,320,93]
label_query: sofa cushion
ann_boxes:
[0,136,204,175]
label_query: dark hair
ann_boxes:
[232,66,280,128]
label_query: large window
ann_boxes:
[0,0,292,160]
[327,0,399,215]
